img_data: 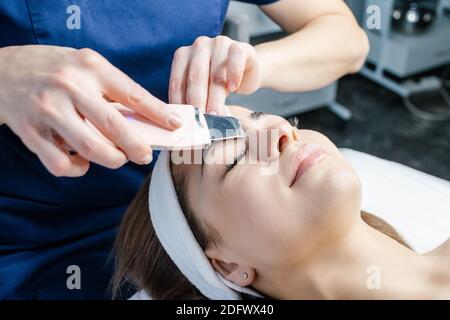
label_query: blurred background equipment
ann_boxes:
[392,0,436,35]
[224,1,352,120]
[347,0,450,120]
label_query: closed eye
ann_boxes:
[225,140,248,173]
[224,110,265,173]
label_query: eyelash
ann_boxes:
[225,147,247,173]
[287,116,299,128]
[250,111,264,120]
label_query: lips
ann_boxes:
[289,144,327,187]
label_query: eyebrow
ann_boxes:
[200,111,267,177]
[249,111,266,120]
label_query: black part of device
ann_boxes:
[204,114,245,141]
[392,0,437,34]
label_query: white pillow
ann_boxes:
[341,148,450,254]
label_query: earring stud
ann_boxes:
[242,272,248,279]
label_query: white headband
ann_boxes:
[148,151,261,299]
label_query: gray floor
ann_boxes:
[297,74,450,181]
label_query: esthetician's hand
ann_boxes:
[169,36,262,115]
[0,45,182,177]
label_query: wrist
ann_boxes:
[255,42,277,90]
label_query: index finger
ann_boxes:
[82,50,183,130]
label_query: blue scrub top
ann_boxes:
[0,0,278,299]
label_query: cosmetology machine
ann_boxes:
[347,0,450,120]
[223,2,352,120]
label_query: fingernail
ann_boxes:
[209,110,218,116]
[228,82,237,92]
[142,153,153,164]
[168,113,183,128]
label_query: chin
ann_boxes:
[325,165,362,222]
[328,165,361,199]
[305,162,362,234]
[304,154,360,195]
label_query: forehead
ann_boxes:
[229,106,253,127]
[229,105,251,117]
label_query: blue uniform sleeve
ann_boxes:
[235,0,279,5]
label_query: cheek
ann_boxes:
[217,170,303,267]
[208,172,289,267]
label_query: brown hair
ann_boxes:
[112,163,211,299]
[112,164,410,300]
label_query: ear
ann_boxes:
[205,248,256,287]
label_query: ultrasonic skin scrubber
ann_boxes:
[119,104,245,150]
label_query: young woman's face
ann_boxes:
[180,106,362,275]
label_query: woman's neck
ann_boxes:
[257,219,449,299]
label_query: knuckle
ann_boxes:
[193,36,209,48]
[127,83,146,105]
[174,46,189,60]
[76,48,103,68]
[48,158,71,177]
[33,92,58,118]
[187,69,203,84]
[230,42,245,54]
[78,165,90,177]
[47,67,73,90]
[133,143,149,159]
[169,79,183,93]
[105,111,126,134]
[106,154,127,170]
[211,72,226,86]
[215,35,231,46]
[243,42,254,52]
[77,137,97,158]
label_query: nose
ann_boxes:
[269,119,296,159]
[248,119,296,162]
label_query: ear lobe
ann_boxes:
[209,258,256,287]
